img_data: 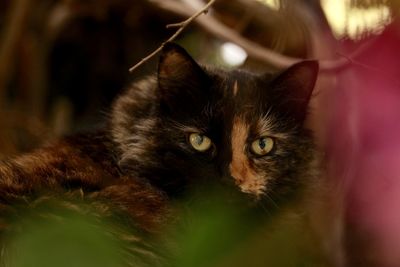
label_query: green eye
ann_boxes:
[189,133,212,152]
[250,137,274,156]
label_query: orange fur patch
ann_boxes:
[229,117,265,197]
[233,80,238,96]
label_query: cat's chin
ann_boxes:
[185,182,271,211]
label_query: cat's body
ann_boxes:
[0,132,169,232]
[0,43,321,265]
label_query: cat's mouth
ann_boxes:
[233,176,266,199]
[229,162,267,199]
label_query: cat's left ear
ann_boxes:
[270,60,319,122]
[157,43,210,116]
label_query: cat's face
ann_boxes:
[113,43,318,205]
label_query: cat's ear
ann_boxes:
[157,43,209,116]
[270,60,319,122]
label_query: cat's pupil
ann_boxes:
[259,138,266,149]
[195,135,204,145]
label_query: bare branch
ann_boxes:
[149,0,377,72]
[128,0,217,72]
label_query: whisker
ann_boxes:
[259,201,272,217]
[263,191,280,210]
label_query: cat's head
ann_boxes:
[112,43,318,206]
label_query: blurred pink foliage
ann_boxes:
[325,23,400,266]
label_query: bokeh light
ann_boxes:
[321,0,392,39]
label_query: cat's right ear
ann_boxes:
[269,60,319,122]
[157,43,210,116]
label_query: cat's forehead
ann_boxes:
[212,69,273,116]
[220,69,264,93]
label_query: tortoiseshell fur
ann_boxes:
[0,43,320,265]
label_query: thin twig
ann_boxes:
[166,22,185,28]
[336,52,400,85]
[128,0,217,72]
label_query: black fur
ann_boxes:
[111,43,319,205]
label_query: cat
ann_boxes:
[0,43,319,265]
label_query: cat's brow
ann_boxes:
[257,114,291,139]
[171,123,204,133]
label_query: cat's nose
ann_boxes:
[217,172,260,205]
[218,166,237,187]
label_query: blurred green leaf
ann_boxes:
[6,213,122,267]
